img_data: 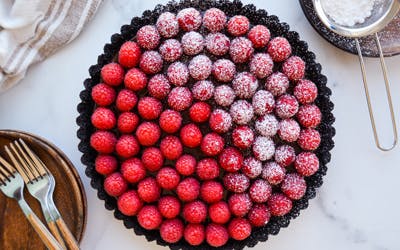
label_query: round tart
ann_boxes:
[77,0,335,249]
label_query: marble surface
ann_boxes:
[1,0,400,249]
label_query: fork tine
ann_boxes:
[13,141,41,178]
[0,155,16,184]
[19,139,48,177]
[5,144,32,183]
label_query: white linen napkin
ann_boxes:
[0,0,102,93]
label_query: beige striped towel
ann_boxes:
[0,0,102,93]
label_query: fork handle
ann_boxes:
[48,220,67,249]
[55,218,80,250]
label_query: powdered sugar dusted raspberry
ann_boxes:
[205,33,230,56]
[214,85,235,107]
[255,114,279,137]
[274,145,295,167]
[229,37,254,63]
[297,104,322,128]
[295,152,319,177]
[168,87,192,111]
[297,128,321,151]
[230,100,254,125]
[232,72,258,99]
[267,193,292,216]
[212,59,236,82]
[250,53,274,79]
[242,157,262,179]
[227,15,250,36]
[201,133,225,156]
[156,12,179,38]
[248,25,270,48]
[248,204,270,227]
[228,193,252,217]
[189,55,212,80]
[294,79,318,104]
[265,72,290,97]
[249,179,272,203]
[232,126,254,149]
[267,37,292,62]
[278,119,301,142]
[181,31,204,55]
[275,94,299,119]
[167,62,189,86]
[209,109,232,133]
[262,161,286,185]
[136,25,160,50]
[139,50,163,74]
[218,147,243,172]
[203,8,227,33]
[223,173,250,193]
[282,56,305,81]
[159,39,183,62]
[192,80,214,101]
[253,136,275,161]
[252,90,275,116]
[281,173,306,200]
[148,74,171,99]
[177,8,202,31]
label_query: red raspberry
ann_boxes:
[228,218,251,240]
[209,109,232,133]
[214,85,235,107]
[252,90,275,116]
[138,205,162,230]
[180,124,202,148]
[148,74,171,99]
[90,131,116,154]
[135,122,161,146]
[184,224,205,246]
[101,63,124,86]
[262,161,286,185]
[248,25,270,48]
[91,107,116,130]
[137,177,161,203]
[223,173,250,193]
[212,59,235,83]
[117,112,139,133]
[209,201,231,224]
[282,173,307,200]
[156,167,180,190]
[232,72,258,99]
[159,109,182,133]
[158,195,181,219]
[116,89,137,112]
[278,119,301,142]
[297,104,322,128]
[117,190,142,216]
[192,80,214,101]
[95,155,117,175]
[203,8,226,33]
[176,154,196,176]
[219,147,243,172]
[91,83,116,106]
[267,193,293,216]
[298,128,321,151]
[206,224,229,247]
[137,97,162,120]
[228,193,252,217]
[249,179,272,203]
[267,37,292,62]
[295,152,319,177]
[201,133,224,156]
[104,172,128,197]
[159,39,183,62]
[255,114,278,137]
[230,37,254,63]
[294,79,318,104]
[205,33,230,56]
[276,94,299,119]
[265,72,290,97]
[250,53,274,79]
[160,218,184,243]
[242,157,262,179]
[252,136,275,161]
[248,204,270,227]
[167,62,189,86]
[196,158,220,180]
[136,25,160,50]
[275,145,296,167]
[156,12,179,38]
[177,8,202,31]
[139,51,163,75]
[230,100,254,125]
[188,55,212,80]
[141,147,164,172]
[282,56,306,81]
[227,15,250,36]
[200,180,223,203]
[183,200,207,223]
[176,177,200,202]
[189,102,211,123]
[121,158,146,183]
[168,87,192,111]
[160,135,183,160]
[118,41,141,68]
[116,135,140,158]
[232,126,254,149]
[181,31,204,55]
[124,68,147,91]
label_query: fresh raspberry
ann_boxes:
[248,204,270,227]
[160,218,184,243]
[232,72,258,99]
[267,37,292,62]
[160,136,183,160]
[137,205,162,230]
[265,72,290,97]
[115,135,140,158]
[91,107,116,130]
[196,158,220,180]
[121,158,146,183]
[282,56,306,81]
[184,224,205,246]
[141,147,164,172]
[232,126,254,149]
[159,39,183,62]
[139,51,163,75]
[242,157,262,179]
[176,154,196,176]
[294,79,318,104]
[203,8,226,33]
[101,63,124,86]
[188,55,212,80]
[208,201,231,224]
[192,80,214,101]
[177,8,202,31]
[278,119,301,142]
[167,62,189,86]
[223,173,250,193]
[117,112,139,133]
[274,145,296,167]
[176,177,200,202]
[201,133,225,156]
[180,123,202,148]
[136,25,160,50]
[183,200,207,223]
[298,128,321,151]
[252,136,275,161]
[104,172,128,197]
[168,87,193,111]
[205,33,230,56]
[189,102,211,123]
[228,218,251,240]
[219,147,243,172]
[249,179,272,203]
[262,161,286,185]
[91,83,116,106]
[295,152,319,177]
[159,109,182,133]
[156,12,179,38]
[255,114,278,138]
[267,193,293,216]
[200,181,223,203]
[276,94,299,119]
[135,122,161,146]
[227,15,249,36]
[181,31,204,55]
[250,53,274,79]
[214,85,235,107]
[297,104,322,128]
[248,25,270,48]
[137,177,161,203]
[156,167,180,190]
[117,190,142,216]
[137,97,162,120]
[95,155,117,175]
[148,74,171,99]
[212,59,235,83]
[282,173,307,200]
[209,109,232,133]
[206,224,229,247]
[229,37,254,63]
[252,90,275,116]
[90,131,116,154]
[230,100,254,125]
[118,41,141,68]
[228,193,252,217]
[116,89,138,112]
[158,195,181,219]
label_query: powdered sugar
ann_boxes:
[205,33,230,56]
[212,59,236,82]
[242,157,262,179]
[167,62,189,86]
[230,100,254,125]
[252,136,275,161]
[252,90,275,116]
[181,31,204,55]
[255,114,278,137]
[214,85,235,107]
[232,72,258,99]
[192,80,214,101]
[188,55,212,80]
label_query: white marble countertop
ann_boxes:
[1,0,400,249]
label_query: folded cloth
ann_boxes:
[0,0,102,93]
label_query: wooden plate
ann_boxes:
[0,130,87,250]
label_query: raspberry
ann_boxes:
[168,87,192,111]
[158,195,181,219]
[167,62,189,86]
[136,25,160,50]
[250,53,274,79]
[248,204,270,227]
[223,173,250,193]
[209,109,232,133]
[91,107,116,130]
[117,112,139,133]
[201,133,224,156]
[116,89,137,112]
[214,85,235,107]
[115,135,140,158]
[160,219,184,243]
[137,177,161,203]
[252,136,275,161]
[138,205,162,230]
[159,109,182,133]
[275,145,296,167]
[295,152,319,177]
[95,155,117,175]
[176,177,200,202]
[206,224,229,247]
[276,94,299,119]
[294,79,318,104]
[156,12,179,38]
[121,158,146,183]
[139,51,163,75]
[135,122,161,146]
[208,201,231,224]
[227,15,250,36]
[137,97,162,120]
[148,74,171,99]
[117,190,142,216]
[160,135,183,160]
[203,8,226,33]
[265,72,290,97]
[242,157,262,179]
[230,37,254,63]
[156,167,180,190]
[282,56,305,81]
[249,179,272,203]
[212,59,236,82]
[267,193,293,216]
[252,90,275,116]
[255,114,278,137]
[175,154,196,176]
[228,193,252,217]
[298,128,321,151]
[196,158,220,180]
[205,33,230,56]
[177,8,202,31]
[230,100,254,125]
[90,131,116,154]
[189,102,211,123]
[101,63,124,86]
[181,31,204,55]
[200,180,223,203]
[180,123,202,148]
[248,25,270,48]
[91,83,116,106]
[188,55,212,80]
[159,39,183,62]
[184,224,205,246]
[141,147,164,172]
[232,126,254,149]
[282,173,307,200]
[218,147,243,172]
[228,218,251,240]
[118,41,141,68]
[278,119,301,142]
[104,172,128,197]
[192,80,214,101]
[262,161,286,185]
[297,104,322,128]
[232,72,258,99]
[183,200,207,223]
[267,37,292,62]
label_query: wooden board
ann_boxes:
[0,130,87,249]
